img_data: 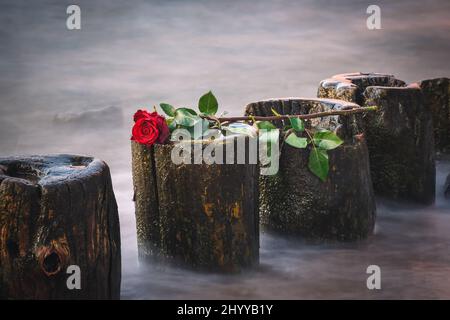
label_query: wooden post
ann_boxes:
[318,73,436,204]
[410,78,450,154]
[0,155,121,299]
[445,174,450,199]
[131,137,259,272]
[245,98,376,240]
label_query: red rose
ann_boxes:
[132,117,159,145]
[153,113,170,144]
[133,109,150,122]
[131,110,170,146]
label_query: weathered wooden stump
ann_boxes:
[410,78,450,154]
[0,155,121,299]
[131,137,259,272]
[445,174,450,199]
[318,73,436,204]
[317,72,406,104]
[245,98,376,240]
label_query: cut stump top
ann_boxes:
[0,154,107,187]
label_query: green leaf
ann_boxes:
[285,133,308,148]
[289,117,304,132]
[187,119,211,139]
[198,91,218,115]
[177,107,197,115]
[174,108,201,127]
[166,117,177,132]
[313,130,343,150]
[223,123,258,137]
[256,121,277,130]
[308,148,329,182]
[160,103,176,117]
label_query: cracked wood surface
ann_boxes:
[0,155,121,299]
[132,140,259,273]
[245,98,376,240]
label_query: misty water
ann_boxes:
[1,0,450,299]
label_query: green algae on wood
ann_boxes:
[318,73,436,204]
[131,138,259,272]
[131,142,161,258]
[246,98,376,241]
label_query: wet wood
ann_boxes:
[245,98,376,241]
[131,139,259,272]
[131,142,161,258]
[317,72,406,105]
[411,78,450,154]
[318,73,436,204]
[0,155,121,299]
[445,174,450,199]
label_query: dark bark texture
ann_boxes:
[131,139,259,272]
[245,98,376,241]
[318,73,436,204]
[0,155,121,299]
[445,174,450,199]
[411,78,450,153]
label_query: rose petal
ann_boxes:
[133,109,152,122]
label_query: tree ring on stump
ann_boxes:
[318,72,436,204]
[0,154,121,299]
[245,97,376,241]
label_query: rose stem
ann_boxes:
[201,106,378,123]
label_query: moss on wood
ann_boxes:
[318,73,436,204]
[131,138,259,272]
[246,98,376,240]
